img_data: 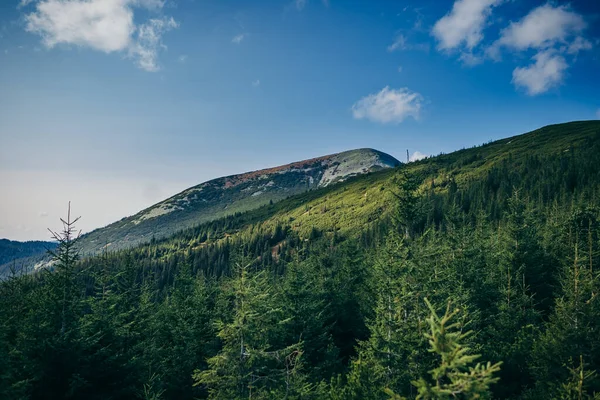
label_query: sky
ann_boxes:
[0,0,599,241]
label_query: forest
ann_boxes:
[1,121,600,399]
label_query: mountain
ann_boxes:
[89,120,599,267]
[76,148,400,255]
[0,239,57,265]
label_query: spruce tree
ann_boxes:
[386,299,501,400]
[193,260,309,399]
[530,208,600,397]
[347,229,423,398]
[281,258,339,383]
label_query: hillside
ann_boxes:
[97,120,599,263]
[0,239,57,276]
[76,148,399,255]
[5,121,598,276]
[3,121,600,399]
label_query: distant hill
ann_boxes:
[76,148,399,255]
[0,239,56,276]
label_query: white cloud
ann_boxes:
[252,79,260,87]
[459,52,483,66]
[23,0,177,72]
[487,4,591,95]
[512,50,567,95]
[25,0,135,53]
[352,86,423,124]
[231,33,246,44]
[432,0,502,51]
[178,54,187,63]
[135,0,165,9]
[397,65,403,73]
[492,4,586,53]
[409,151,428,162]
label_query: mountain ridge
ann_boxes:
[76,148,400,254]
[100,120,599,267]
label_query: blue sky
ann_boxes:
[0,0,599,241]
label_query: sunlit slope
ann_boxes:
[76,148,399,254]
[128,120,600,257]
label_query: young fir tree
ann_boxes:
[47,202,83,339]
[392,170,420,240]
[386,299,502,400]
[281,258,339,383]
[480,190,541,397]
[139,261,217,399]
[343,229,423,399]
[556,355,600,400]
[530,208,600,397]
[193,260,311,399]
[29,203,89,398]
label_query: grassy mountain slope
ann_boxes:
[76,148,399,254]
[104,120,600,263]
[409,120,599,185]
[6,121,598,276]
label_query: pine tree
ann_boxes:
[281,259,339,383]
[138,262,217,399]
[476,190,541,397]
[530,208,600,396]
[557,355,600,400]
[347,229,423,398]
[392,171,420,240]
[193,260,309,399]
[46,202,83,339]
[386,298,501,400]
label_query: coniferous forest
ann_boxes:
[1,121,600,399]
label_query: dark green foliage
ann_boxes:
[193,260,313,399]
[389,299,502,400]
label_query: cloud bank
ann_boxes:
[22,0,177,72]
[431,1,593,95]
